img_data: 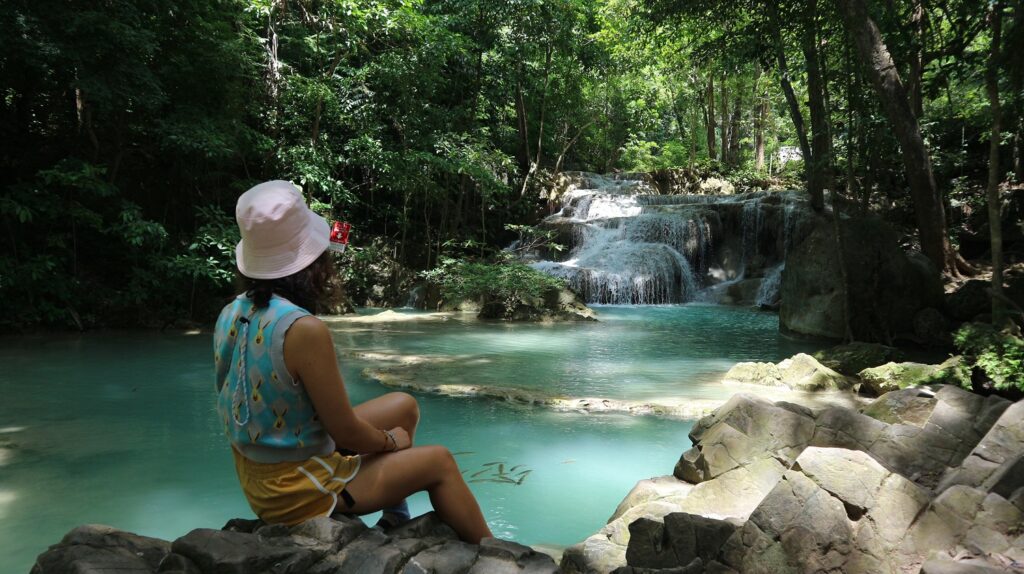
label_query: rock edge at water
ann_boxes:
[32,512,559,574]
[563,385,1023,574]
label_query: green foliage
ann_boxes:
[954,323,1024,392]
[423,256,566,319]
[1,0,1015,328]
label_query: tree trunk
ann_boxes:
[754,65,767,171]
[729,96,742,166]
[907,1,925,118]
[1011,1,1024,182]
[534,43,553,170]
[720,77,729,164]
[846,43,859,197]
[690,108,699,170]
[986,2,1006,326]
[767,1,817,208]
[706,76,717,159]
[515,73,531,176]
[837,0,963,273]
[803,0,830,206]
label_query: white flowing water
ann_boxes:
[531,174,806,305]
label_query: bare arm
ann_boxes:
[284,316,409,453]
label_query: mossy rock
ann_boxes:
[858,356,971,396]
[812,342,906,376]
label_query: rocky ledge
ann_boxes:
[32,512,558,574]
[563,385,1023,574]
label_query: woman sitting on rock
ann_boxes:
[213,180,492,543]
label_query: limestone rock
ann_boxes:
[717,448,932,574]
[31,525,171,574]
[860,387,939,427]
[812,386,1005,489]
[172,528,325,573]
[946,280,993,322]
[34,513,558,574]
[812,342,906,376]
[938,401,1024,498]
[624,513,739,570]
[903,485,1024,566]
[723,354,853,391]
[676,394,815,483]
[920,559,1011,574]
[858,356,971,396]
[573,387,1020,574]
[780,215,944,341]
[720,361,783,387]
[915,307,954,348]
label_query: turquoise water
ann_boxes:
[0,305,818,573]
[339,304,818,401]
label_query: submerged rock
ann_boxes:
[33,513,559,574]
[569,386,1020,574]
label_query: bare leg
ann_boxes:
[352,392,419,447]
[343,445,493,544]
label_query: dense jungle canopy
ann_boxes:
[1,0,1021,330]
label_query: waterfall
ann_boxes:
[755,264,784,308]
[529,172,806,306]
[741,197,763,270]
[782,194,798,256]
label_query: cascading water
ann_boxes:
[528,173,810,305]
[755,263,784,308]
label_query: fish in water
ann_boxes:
[452,451,475,456]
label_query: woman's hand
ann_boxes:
[387,427,411,451]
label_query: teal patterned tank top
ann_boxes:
[214,294,335,463]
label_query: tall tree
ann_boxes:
[987,1,1007,326]
[836,0,965,274]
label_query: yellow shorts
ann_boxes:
[232,447,361,525]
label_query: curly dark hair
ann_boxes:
[243,251,334,312]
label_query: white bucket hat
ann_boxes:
[235,180,330,279]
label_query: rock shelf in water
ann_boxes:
[562,385,1023,574]
[364,363,869,420]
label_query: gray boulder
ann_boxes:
[780,215,943,341]
[914,307,954,347]
[33,513,559,574]
[718,447,931,574]
[722,354,853,391]
[858,356,971,396]
[812,341,906,376]
[902,485,1024,567]
[581,386,1020,574]
[31,525,171,574]
[946,280,993,322]
[938,401,1024,498]
[624,513,739,570]
[675,394,816,483]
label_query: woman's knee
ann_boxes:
[423,445,458,477]
[393,392,420,427]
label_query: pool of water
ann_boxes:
[338,304,819,402]
[0,305,819,572]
